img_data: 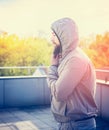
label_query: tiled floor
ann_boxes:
[0,105,109,130]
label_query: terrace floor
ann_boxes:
[0,105,109,130]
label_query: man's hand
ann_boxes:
[51,54,59,66]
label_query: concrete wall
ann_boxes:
[0,76,109,121]
[0,76,50,108]
[99,84,109,121]
[0,79,3,107]
[95,82,109,121]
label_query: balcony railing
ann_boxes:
[96,69,109,83]
[0,66,48,76]
[0,67,109,129]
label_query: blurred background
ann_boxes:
[0,0,109,76]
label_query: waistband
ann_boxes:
[53,113,95,123]
[74,116,95,122]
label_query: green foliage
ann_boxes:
[0,33,52,76]
[1,31,109,76]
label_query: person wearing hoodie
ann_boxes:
[47,18,98,130]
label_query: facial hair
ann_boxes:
[53,45,61,58]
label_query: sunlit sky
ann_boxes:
[0,0,109,38]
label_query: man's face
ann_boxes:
[51,31,60,46]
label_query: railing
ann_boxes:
[0,67,109,122]
[0,75,109,122]
[0,67,109,83]
[0,66,48,76]
[96,69,109,84]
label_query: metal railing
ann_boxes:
[0,67,109,83]
[96,69,109,83]
[0,66,48,76]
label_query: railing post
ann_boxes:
[28,68,31,75]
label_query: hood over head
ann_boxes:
[51,17,79,58]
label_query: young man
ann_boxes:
[47,18,98,130]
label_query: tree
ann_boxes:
[0,34,52,76]
[80,32,109,68]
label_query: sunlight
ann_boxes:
[14,120,40,130]
[0,0,109,69]
[0,0,109,37]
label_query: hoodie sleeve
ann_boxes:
[47,57,87,102]
[47,65,58,95]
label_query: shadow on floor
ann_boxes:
[0,105,109,130]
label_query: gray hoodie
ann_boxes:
[47,18,97,122]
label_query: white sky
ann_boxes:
[0,0,109,38]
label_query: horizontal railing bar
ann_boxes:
[96,69,109,73]
[0,66,49,69]
[0,67,109,72]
